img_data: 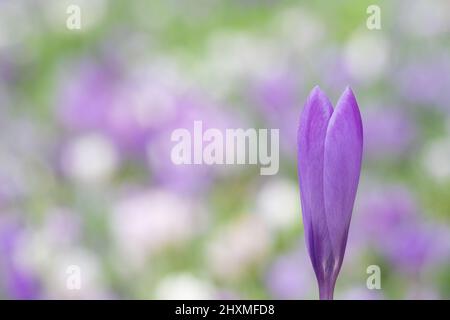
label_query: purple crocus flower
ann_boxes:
[297,86,363,300]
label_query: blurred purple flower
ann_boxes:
[57,59,239,193]
[364,108,417,161]
[358,187,450,274]
[297,86,363,299]
[384,225,449,274]
[57,60,174,155]
[147,94,238,194]
[265,248,314,299]
[0,51,20,86]
[252,71,302,156]
[358,187,418,243]
[58,61,120,133]
[0,218,40,299]
[214,290,241,300]
[395,56,450,111]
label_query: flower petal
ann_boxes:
[323,87,363,272]
[297,86,335,283]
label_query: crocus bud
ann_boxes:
[297,86,363,300]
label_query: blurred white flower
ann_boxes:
[131,57,186,91]
[344,30,389,83]
[272,6,325,54]
[154,273,215,300]
[422,137,450,182]
[399,0,450,38]
[40,207,82,247]
[210,32,279,77]
[46,248,108,299]
[111,189,201,269]
[195,31,282,98]
[61,132,119,185]
[256,179,300,231]
[17,226,109,299]
[111,76,177,130]
[206,214,271,281]
[0,2,35,48]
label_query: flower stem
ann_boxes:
[319,280,336,300]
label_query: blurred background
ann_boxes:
[0,0,450,299]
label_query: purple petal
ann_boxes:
[323,87,363,274]
[297,86,335,295]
